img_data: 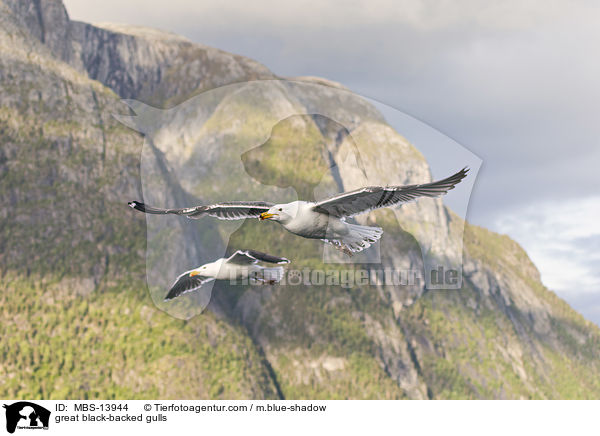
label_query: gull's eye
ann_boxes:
[278,208,282,211]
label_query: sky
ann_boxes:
[62,0,600,323]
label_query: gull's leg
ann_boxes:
[253,277,278,285]
[249,278,274,285]
[323,239,354,257]
[338,244,354,257]
[323,218,355,257]
[251,267,280,285]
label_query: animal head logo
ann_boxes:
[3,402,50,434]
[116,79,480,318]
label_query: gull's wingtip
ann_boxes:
[128,201,145,212]
[163,289,178,302]
[453,167,469,180]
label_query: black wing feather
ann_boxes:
[312,168,468,218]
[245,250,290,264]
[164,272,214,301]
[226,249,290,265]
[128,200,273,220]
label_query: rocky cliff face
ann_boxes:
[0,0,278,399]
[3,0,274,105]
[1,0,599,399]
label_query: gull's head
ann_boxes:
[260,202,297,223]
[190,263,214,277]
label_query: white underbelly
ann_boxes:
[284,212,347,239]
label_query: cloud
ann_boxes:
[494,196,600,323]
[63,0,595,32]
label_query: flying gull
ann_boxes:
[130,168,468,255]
[164,249,289,301]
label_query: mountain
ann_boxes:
[1,0,599,399]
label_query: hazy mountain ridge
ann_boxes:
[1,0,599,399]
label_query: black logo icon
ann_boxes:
[2,402,50,434]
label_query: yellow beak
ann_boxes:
[190,271,201,277]
[260,212,275,220]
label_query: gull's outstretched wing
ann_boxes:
[164,271,215,301]
[312,168,468,218]
[226,249,290,265]
[128,201,274,220]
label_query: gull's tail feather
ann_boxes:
[343,223,383,252]
[324,223,383,255]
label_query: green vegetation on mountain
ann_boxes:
[0,275,278,399]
